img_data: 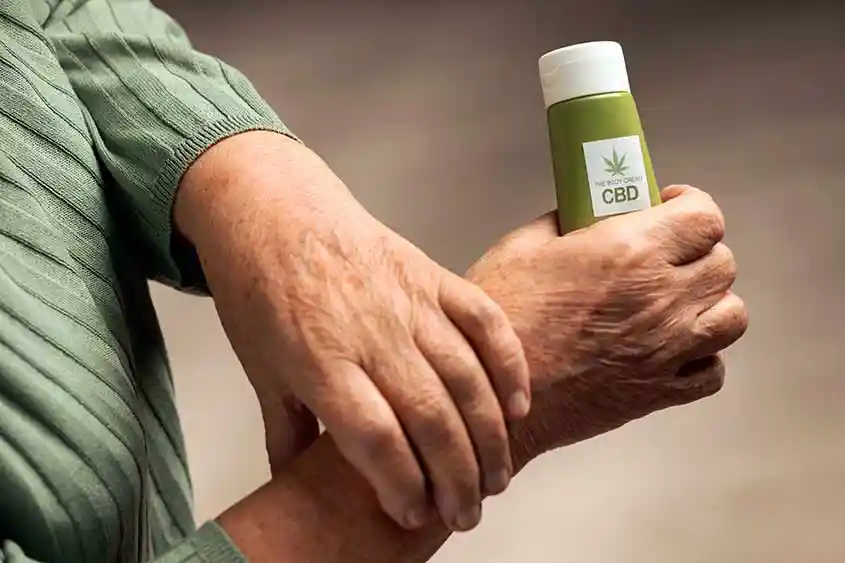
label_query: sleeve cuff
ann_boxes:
[188,521,249,563]
[149,115,300,293]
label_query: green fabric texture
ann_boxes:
[0,1,293,560]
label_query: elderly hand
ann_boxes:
[175,132,530,533]
[466,185,748,467]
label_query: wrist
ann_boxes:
[173,130,356,252]
[502,323,566,471]
[218,429,539,562]
[218,434,452,563]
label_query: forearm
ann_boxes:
[218,435,448,563]
[188,132,536,559]
[218,432,533,563]
[174,131,360,253]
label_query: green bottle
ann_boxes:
[539,41,661,234]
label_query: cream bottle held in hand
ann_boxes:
[539,41,661,233]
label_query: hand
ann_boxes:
[467,185,748,466]
[174,132,530,532]
[215,185,748,563]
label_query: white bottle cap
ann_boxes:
[538,41,631,108]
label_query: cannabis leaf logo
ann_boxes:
[602,148,629,177]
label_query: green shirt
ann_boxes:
[0,1,292,561]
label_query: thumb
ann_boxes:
[498,211,561,249]
[659,184,702,202]
[466,210,560,280]
[260,390,320,475]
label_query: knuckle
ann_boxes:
[356,416,402,457]
[714,242,736,267]
[727,296,750,337]
[446,467,481,505]
[444,364,486,406]
[713,243,738,284]
[469,293,507,333]
[689,199,726,244]
[495,332,528,376]
[414,406,456,449]
[693,296,748,349]
[478,417,509,454]
[469,403,508,436]
[610,236,652,268]
[396,472,427,503]
[692,320,722,349]
[457,478,481,505]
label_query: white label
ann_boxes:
[582,135,651,218]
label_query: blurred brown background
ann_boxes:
[152,1,845,561]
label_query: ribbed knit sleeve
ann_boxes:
[43,0,297,290]
[1,522,246,563]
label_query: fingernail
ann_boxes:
[507,391,530,418]
[455,505,482,531]
[486,469,511,495]
[403,507,427,529]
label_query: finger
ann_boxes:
[677,242,737,310]
[260,389,320,475]
[665,354,727,401]
[645,185,726,265]
[660,183,699,202]
[439,274,531,420]
[468,212,559,277]
[302,360,429,530]
[500,211,561,247]
[415,312,513,497]
[688,292,749,359]
[370,346,483,532]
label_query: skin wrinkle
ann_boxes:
[174,125,747,553]
[183,133,526,528]
[190,138,506,528]
[466,195,742,465]
[211,182,747,562]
